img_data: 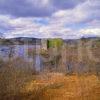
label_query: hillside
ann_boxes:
[0,37,41,45]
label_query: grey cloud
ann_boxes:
[51,0,85,9]
[0,0,85,17]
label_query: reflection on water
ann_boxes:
[0,45,42,71]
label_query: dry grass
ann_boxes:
[21,73,100,100]
[0,65,100,100]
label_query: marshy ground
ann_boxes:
[0,71,100,100]
[0,39,100,100]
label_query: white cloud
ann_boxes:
[80,28,100,36]
[51,2,89,25]
[0,0,99,39]
[0,14,75,39]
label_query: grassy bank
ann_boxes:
[0,68,100,100]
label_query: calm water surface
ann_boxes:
[0,45,42,71]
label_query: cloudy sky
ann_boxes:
[0,0,100,39]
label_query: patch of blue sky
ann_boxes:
[0,29,4,33]
[65,23,88,30]
[34,18,49,25]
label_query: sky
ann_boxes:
[0,0,100,39]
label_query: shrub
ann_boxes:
[0,58,37,97]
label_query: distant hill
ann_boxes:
[0,36,100,45]
[0,37,41,45]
